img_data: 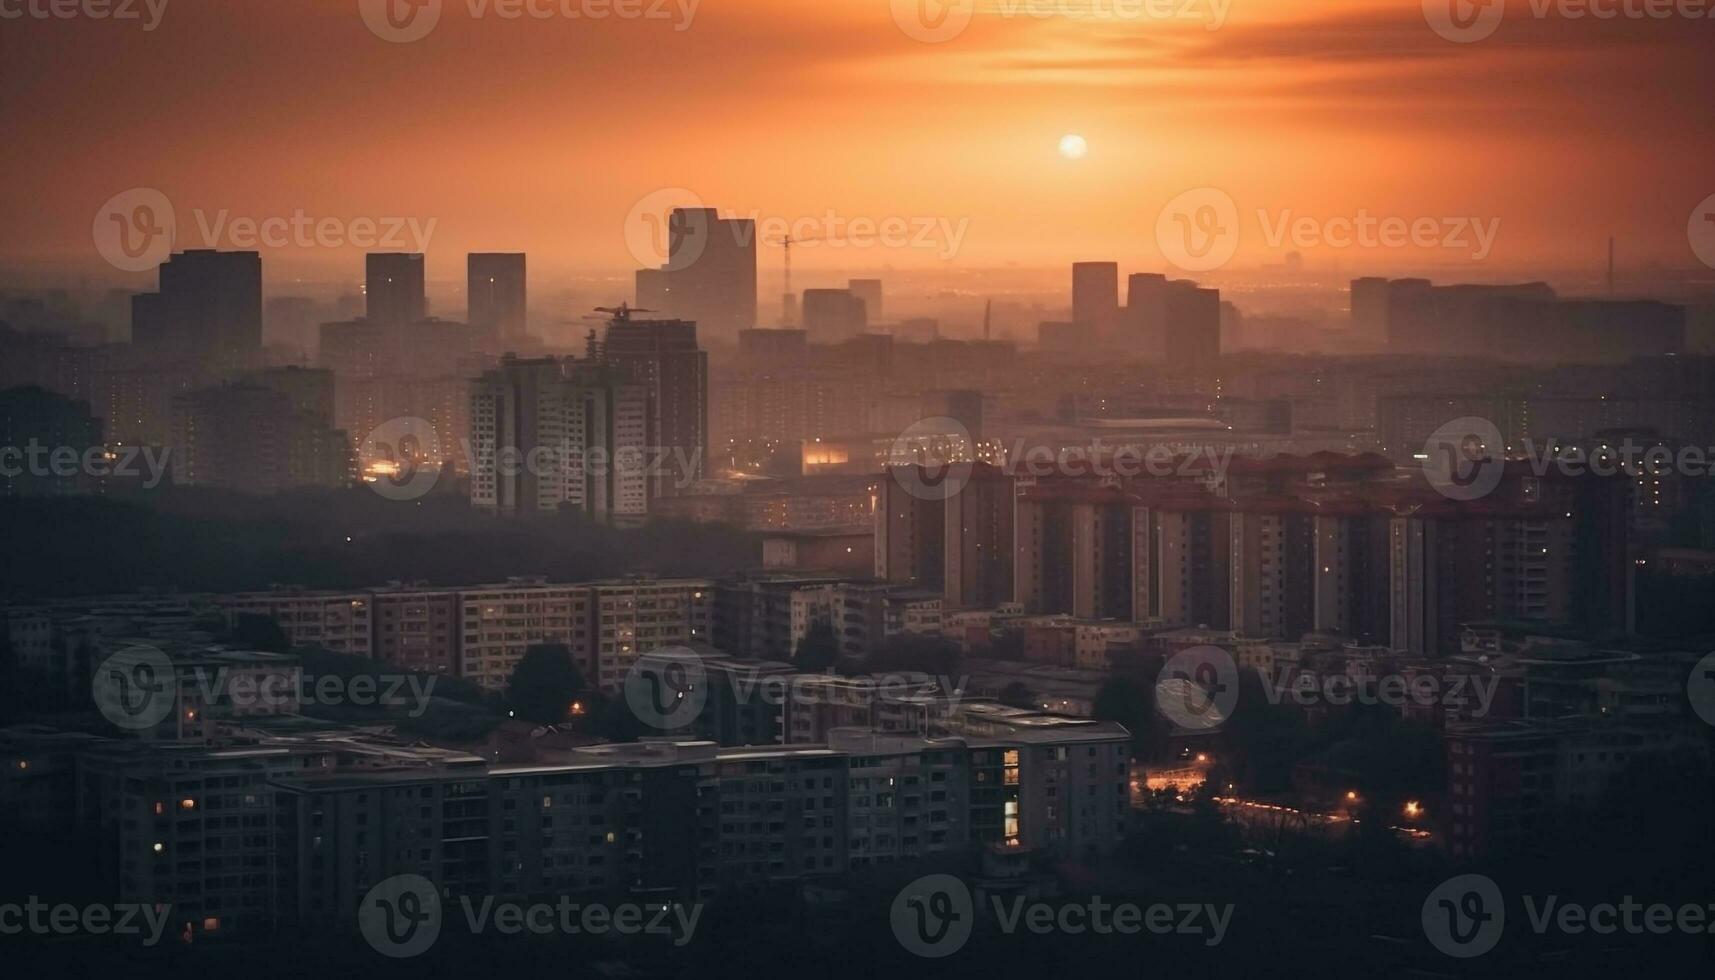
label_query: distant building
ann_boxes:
[1353,277,1685,362]
[1071,261,1119,341]
[638,207,757,340]
[365,252,426,325]
[467,355,651,521]
[467,252,527,339]
[801,288,868,342]
[1163,279,1222,370]
[0,385,104,496]
[847,278,883,322]
[131,250,262,365]
[169,383,353,492]
[601,316,708,495]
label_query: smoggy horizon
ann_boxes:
[4,0,1714,287]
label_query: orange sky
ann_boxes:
[2,0,1711,284]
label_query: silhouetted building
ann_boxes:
[602,317,708,495]
[639,208,756,340]
[847,278,883,322]
[1124,273,1170,359]
[0,385,103,495]
[131,250,262,364]
[467,252,527,339]
[1164,280,1221,370]
[169,383,353,492]
[365,253,426,325]
[801,288,867,342]
[1071,261,1119,342]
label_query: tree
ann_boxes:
[506,643,586,725]
[793,621,840,672]
[1093,674,1161,759]
[998,681,1036,710]
[230,613,290,653]
[862,632,963,678]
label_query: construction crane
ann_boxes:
[765,234,823,326]
[592,303,654,324]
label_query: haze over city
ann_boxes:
[3,1,1715,978]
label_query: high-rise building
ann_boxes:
[1071,261,1119,342]
[944,466,1015,610]
[131,250,262,364]
[1123,273,1170,360]
[365,253,426,325]
[0,386,103,496]
[638,208,756,341]
[1349,276,1390,348]
[1164,279,1222,370]
[466,253,527,340]
[847,278,883,322]
[876,473,946,589]
[801,288,867,342]
[601,317,708,495]
[169,383,353,493]
[468,355,651,521]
